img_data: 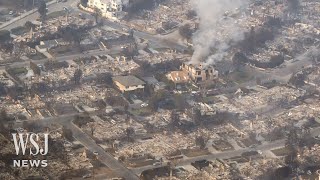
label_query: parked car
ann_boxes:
[93,151,99,156]
[141,103,148,107]
[82,173,92,178]
[153,162,161,166]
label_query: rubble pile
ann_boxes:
[300,144,320,165]
[82,116,144,140]
[49,86,117,105]
[235,86,304,111]
[127,0,191,33]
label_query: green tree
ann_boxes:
[38,0,47,21]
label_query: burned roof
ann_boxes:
[113,75,146,87]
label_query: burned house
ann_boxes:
[87,0,128,19]
[35,39,69,53]
[180,63,218,83]
[166,71,190,86]
[101,35,135,49]
[166,63,218,85]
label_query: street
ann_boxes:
[21,106,320,177]
[22,112,140,180]
[0,0,78,30]
[0,48,121,71]
[132,126,320,175]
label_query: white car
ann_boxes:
[63,7,69,11]
[82,173,92,178]
[141,103,148,107]
[153,162,161,166]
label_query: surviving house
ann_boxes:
[112,75,145,93]
[87,0,129,19]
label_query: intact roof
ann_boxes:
[113,75,146,86]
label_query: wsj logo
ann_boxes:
[12,133,49,167]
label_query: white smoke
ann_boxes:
[190,0,249,64]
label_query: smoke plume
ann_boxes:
[190,0,249,64]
